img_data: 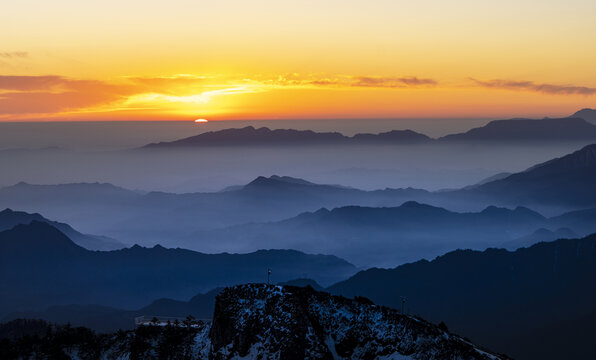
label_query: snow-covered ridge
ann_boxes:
[209,284,508,360]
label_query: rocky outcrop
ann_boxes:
[209,284,507,360]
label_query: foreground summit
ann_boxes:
[208,284,506,359]
[2,284,507,359]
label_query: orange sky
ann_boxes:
[1,0,595,121]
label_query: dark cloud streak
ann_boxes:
[0,52,28,59]
[351,76,437,88]
[471,78,596,96]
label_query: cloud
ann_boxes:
[260,73,437,89]
[351,76,437,88]
[471,78,596,96]
[9,73,593,120]
[0,75,137,115]
[0,75,70,91]
[0,74,261,117]
[0,52,28,59]
[0,73,442,118]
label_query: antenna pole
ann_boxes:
[401,296,407,314]
[267,268,271,285]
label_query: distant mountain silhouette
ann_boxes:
[142,126,431,148]
[466,143,596,209]
[501,227,577,250]
[0,222,357,318]
[0,182,141,205]
[549,207,596,234]
[2,144,596,251]
[329,234,596,360]
[0,176,435,247]
[143,117,596,149]
[462,172,512,189]
[194,201,553,267]
[196,200,596,267]
[351,129,431,143]
[572,108,596,124]
[439,117,596,142]
[0,208,124,251]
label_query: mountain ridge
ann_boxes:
[0,222,358,318]
[0,208,125,251]
[328,233,596,360]
[141,114,596,149]
[439,117,596,142]
[142,126,432,148]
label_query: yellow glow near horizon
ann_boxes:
[1,0,595,120]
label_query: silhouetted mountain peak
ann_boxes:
[480,205,508,214]
[513,205,543,216]
[246,176,279,187]
[401,200,425,208]
[528,143,596,172]
[0,221,84,253]
[143,126,347,148]
[268,175,316,185]
[245,175,318,189]
[478,205,545,222]
[352,129,431,143]
[572,108,596,123]
[440,117,596,142]
[398,201,451,214]
[142,126,431,148]
[0,208,125,251]
[568,143,596,165]
[465,143,596,208]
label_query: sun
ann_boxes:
[194,118,209,123]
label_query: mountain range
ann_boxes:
[142,126,432,148]
[0,208,124,251]
[190,200,596,267]
[1,143,595,263]
[142,116,596,149]
[328,234,596,360]
[0,176,434,246]
[461,143,596,211]
[10,233,596,359]
[0,221,357,318]
[438,117,596,142]
[572,108,596,123]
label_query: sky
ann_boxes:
[1,0,596,121]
